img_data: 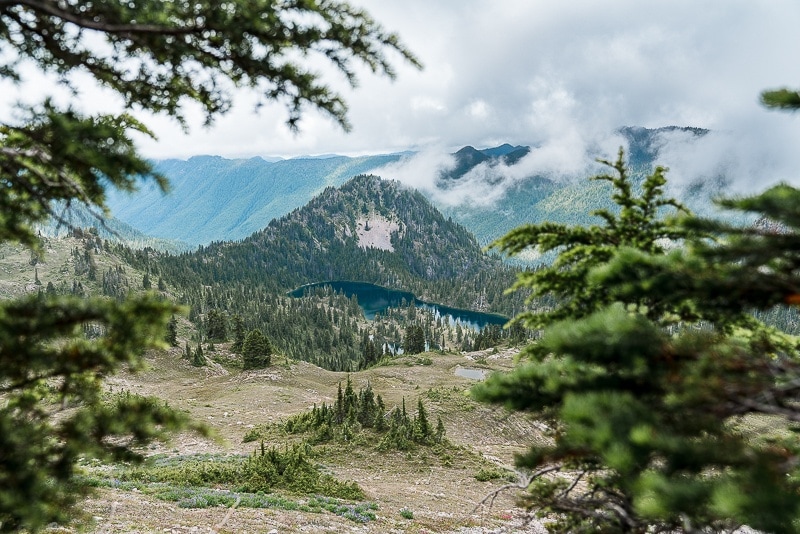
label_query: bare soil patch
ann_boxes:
[65,348,548,533]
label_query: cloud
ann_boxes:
[656,113,800,195]
[4,0,800,196]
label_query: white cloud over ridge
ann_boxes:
[3,0,800,196]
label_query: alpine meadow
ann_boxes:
[2,1,800,533]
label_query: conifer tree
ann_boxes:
[242,329,272,369]
[435,416,446,443]
[0,1,417,530]
[231,314,246,353]
[206,309,227,342]
[415,397,430,441]
[475,149,800,532]
[165,315,179,347]
[192,343,206,367]
[404,324,426,355]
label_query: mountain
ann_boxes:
[127,174,523,370]
[37,202,190,253]
[104,129,713,253]
[439,144,531,181]
[155,174,508,299]
[105,153,401,246]
[440,127,712,249]
[619,125,709,167]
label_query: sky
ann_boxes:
[4,0,800,194]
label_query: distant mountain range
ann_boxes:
[104,127,714,252]
[439,143,531,181]
[105,154,401,246]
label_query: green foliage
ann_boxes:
[476,151,800,532]
[276,378,444,450]
[0,0,416,529]
[242,328,272,369]
[191,343,206,367]
[205,308,227,342]
[117,444,363,501]
[490,149,694,329]
[761,88,800,110]
[1,0,419,133]
[84,468,377,522]
[0,296,209,531]
[231,314,246,353]
[399,508,414,520]
[475,467,515,482]
[165,315,179,347]
[403,324,426,354]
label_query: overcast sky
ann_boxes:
[4,0,800,191]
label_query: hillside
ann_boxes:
[439,144,531,182]
[105,154,401,246]
[151,174,518,307]
[80,345,546,533]
[112,175,524,370]
[102,130,717,252]
[441,127,712,247]
[0,235,546,533]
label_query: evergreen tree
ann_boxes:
[206,309,227,342]
[0,0,416,529]
[476,150,800,532]
[242,329,272,369]
[415,397,430,441]
[142,272,151,290]
[403,324,425,355]
[165,315,179,347]
[492,149,693,329]
[192,343,206,367]
[231,314,246,353]
[434,416,446,444]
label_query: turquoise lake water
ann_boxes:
[288,281,508,330]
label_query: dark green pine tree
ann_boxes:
[206,309,227,342]
[165,315,179,347]
[142,272,151,290]
[375,398,388,431]
[192,343,205,367]
[0,0,417,529]
[242,329,273,369]
[335,381,345,425]
[475,148,800,533]
[414,397,430,441]
[403,324,425,355]
[491,148,694,330]
[434,415,446,444]
[360,332,379,368]
[231,314,246,353]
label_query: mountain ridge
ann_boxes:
[105,129,713,252]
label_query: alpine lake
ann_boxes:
[288,281,508,331]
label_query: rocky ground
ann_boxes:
[54,347,550,534]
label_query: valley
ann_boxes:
[3,2,797,532]
[102,128,714,252]
[4,141,798,533]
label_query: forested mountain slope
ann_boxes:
[114,175,525,369]
[104,129,715,251]
[440,126,711,247]
[105,154,401,245]
[148,174,518,310]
